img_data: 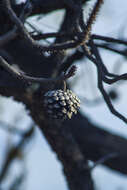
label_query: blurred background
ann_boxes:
[1,0,127,189]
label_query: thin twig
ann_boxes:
[0,125,34,182]
[0,120,29,136]
[96,43,127,56]
[0,56,76,85]
[90,152,118,171]
[82,43,127,124]
[92,34,127,46]
[80,0,104,45]
[0,0,32,48]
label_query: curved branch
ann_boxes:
[66,113,127,175]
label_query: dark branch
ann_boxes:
[67,113,127,175]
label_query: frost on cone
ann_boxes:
[43,89,80,120]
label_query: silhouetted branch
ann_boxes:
[92,34,127,46]
[89,153,118,171]
[0,125,34,182]
[0,120,29,136]
[67,113,127,175]
[1,0,127,189]
[0,56,76,87]
[9,172,25,190]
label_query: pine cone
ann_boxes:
[43,89,80,120]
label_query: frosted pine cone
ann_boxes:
[43,89,80,120]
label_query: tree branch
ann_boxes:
[67,113,127,175]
